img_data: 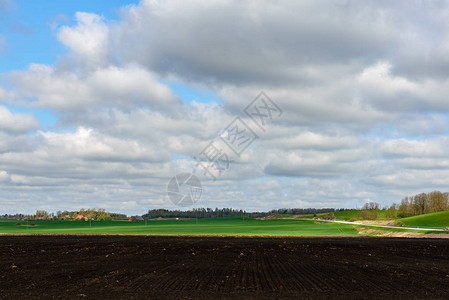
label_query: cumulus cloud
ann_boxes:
[2,0,449,214]
[39,127,170,162]
[57,12,109,69]
[381,138,449,158]
[112,0,398,85]
[0,105,39,132]
[8,64,179,111]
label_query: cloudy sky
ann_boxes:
[1,0,449,215]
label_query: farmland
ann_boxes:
[1,217,358,236]
[1,215,449,298]
[1,235,449,298]
[2,211,449,237]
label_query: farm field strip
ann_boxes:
[1,235,449,298]
[0,218,359,236]
[2,216,448,237]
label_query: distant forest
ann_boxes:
[142,207,347,219]
[397,190,449,217]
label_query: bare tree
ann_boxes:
[361,202,380,210]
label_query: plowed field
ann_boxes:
[1,235,448,299]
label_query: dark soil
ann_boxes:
[1,235,449,299]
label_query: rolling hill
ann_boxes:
[399,211,449,228]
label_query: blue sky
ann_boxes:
[1,0,220,131]
[164,81,222,104]
[1,0,138,130]
[0,0,139,71]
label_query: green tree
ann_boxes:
[35,210,49,220]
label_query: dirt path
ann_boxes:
[357,227,449,238]
[330,219,447,231]
[1,235,449,299]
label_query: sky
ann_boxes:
[1,0,449,215]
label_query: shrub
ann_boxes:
[321,213,336,220]
[349,218,357,222]
[358,210,377,220]
[396,211,409,218]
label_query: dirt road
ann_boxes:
[330,219,446,231]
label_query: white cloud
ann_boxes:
[39,127,170,162]
[357,62,417,97]
[57,12,109,68]
[8,64,179,111]
[0,170,9,182]
[381,138,449,158]
[112,0,398,85]
[0,105,39,132]
[2,0,449,214]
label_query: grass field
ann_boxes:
[300,210,391,220]
[333,210,393,220]
[399,211,449,228]
[0,217,359,236]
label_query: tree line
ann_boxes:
[397,191,449,217]
[3,191,448,221]
[352,190,449,219]
[143,207,344,219]
[1,208,128,221]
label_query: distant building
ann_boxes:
[76,214,88,221]
[128,216,144,222]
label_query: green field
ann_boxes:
[299,210,390,221]
[0,217,359,236]
[399,211,449,228]
[333,210,392,220]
